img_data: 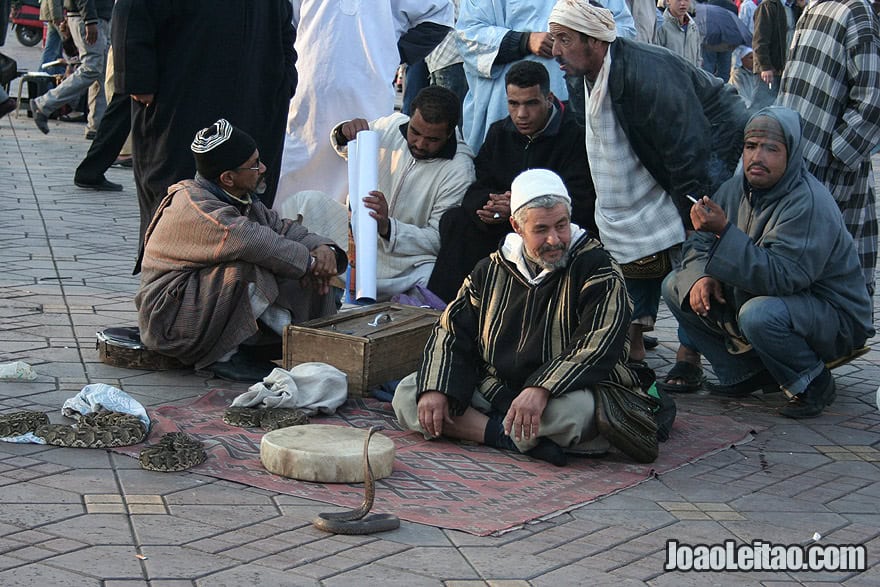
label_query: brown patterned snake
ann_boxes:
[222,407,309,431]
[138,432,207,472]
[0,409,146,448]
[312,426,400,535]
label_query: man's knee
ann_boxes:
[76,63,105,83]
[660,270,675,302]
[538,388,598,447]
[391,372,423,434]
[738,296,791,340]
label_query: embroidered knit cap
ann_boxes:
[510,169,571,214]
[744,114,786,145]
[191,119,257,179]
[549,0,617,43]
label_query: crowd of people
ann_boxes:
[7,0,878,466]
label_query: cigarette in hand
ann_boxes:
[687,194,711,210]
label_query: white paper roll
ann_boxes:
[347,139,359,238]
[352,130,379,303]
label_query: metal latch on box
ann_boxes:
[368,312,393,327]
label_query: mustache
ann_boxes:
[748,163,770,173]
[538,243,566,255]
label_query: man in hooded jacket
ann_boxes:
[662,106,874,419]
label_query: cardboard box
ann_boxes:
[283,303,441,396]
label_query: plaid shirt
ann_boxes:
[586,77,686,264]
[425,0,462,73]
[778,0,880,291]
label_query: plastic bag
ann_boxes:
[0,361,38,381]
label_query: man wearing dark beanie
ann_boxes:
[135,120,347,382]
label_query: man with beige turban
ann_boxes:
[549,0,748,392]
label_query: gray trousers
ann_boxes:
[392,372,599,452]
[34,16,108,133]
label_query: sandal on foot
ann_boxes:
[706,370,778,398]
[656,361,704,393]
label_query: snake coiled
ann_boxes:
[223,407,310,431]
[312,426,400,535]
[138,432,207,472]
[0,411,49,437]
[0,409,146,448]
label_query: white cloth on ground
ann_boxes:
[231,363,348,415]
[0,361,38,381]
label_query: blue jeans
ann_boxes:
[430,63,468,111]
[626,276,662,327]
[702,49,732,82]
[40,23,65,76]
[402,60,429,116]
[662,275,856,394]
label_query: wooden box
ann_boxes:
[283,303,441,396]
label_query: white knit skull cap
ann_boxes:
[510,169,571,214]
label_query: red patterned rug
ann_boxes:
[115,388,754,536]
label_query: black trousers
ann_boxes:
[74,91,131,183]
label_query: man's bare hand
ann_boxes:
[309,244,338,278]
[688,276,726,317]
[363,190,391,237]
[528,32,554,58]
[690,197,728,234]
[418,391,453,438]
[504,386,550,441]
[339,118,370,141]
[760,69,775,85]
[476,191,511,224]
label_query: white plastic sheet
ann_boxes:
[348,130,379,303]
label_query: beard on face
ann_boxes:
[253,175,267,195]
[525,242,569,272]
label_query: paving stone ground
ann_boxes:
[0,43,878,586]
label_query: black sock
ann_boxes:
[526,438,568,467]
[483,414,518,452]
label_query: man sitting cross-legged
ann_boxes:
[393,169,656,466]
[136,120,347,382]
[427,60,596,302]
[662,107,874,419]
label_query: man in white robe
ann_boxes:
[275,0,454,211]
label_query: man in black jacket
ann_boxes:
[32,0,113,139]
[549,0,748,377]
[427,60,596,302]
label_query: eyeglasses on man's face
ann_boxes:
[237,159,262,172]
